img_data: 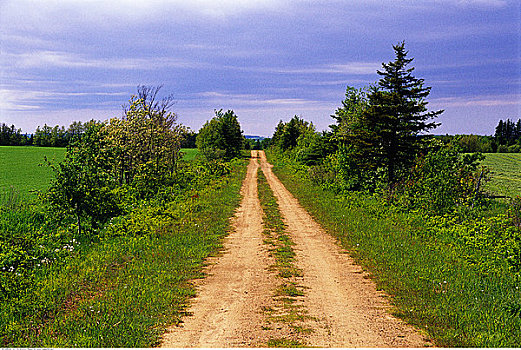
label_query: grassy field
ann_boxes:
[481,153,521,198]
[181,148,198,161]
[0,147,197,199]
[0,146,65,198]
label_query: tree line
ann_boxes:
[435,118,521,153]
[268,42,486,214]
[0,118,242,150]
[0,122,85,147]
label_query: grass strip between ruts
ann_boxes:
[257,167,310,347]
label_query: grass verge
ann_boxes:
[257,167,310,347]
[2,159,248,347]
[266,152,521,347]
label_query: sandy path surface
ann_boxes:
[258,150,430,347]
[160,155,277,347]
[161,151,430,348]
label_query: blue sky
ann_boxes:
[1,0,519,136]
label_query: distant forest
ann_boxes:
[1,118,520,152]
[0,121,198,148]
[436,118,521,153]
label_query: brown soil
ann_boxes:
[258,150,431,347]
[160,151,431,347]
[161,154,278,347]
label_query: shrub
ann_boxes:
[394,145,486,214]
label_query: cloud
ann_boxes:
[0,0,286,26]
[431,95,521,108]
[447,0,507,7]
[222,62,380,75]
[191,91,328,109]
[3,51,207,70]
[0,88,128,112]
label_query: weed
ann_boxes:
[277,283,304,297]
[267,338,305,347]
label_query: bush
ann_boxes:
[393,145,486,214]
[196,109,244,160]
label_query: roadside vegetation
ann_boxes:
[265,42,521,347]
[267,159,521,347]
[1,87,248,347]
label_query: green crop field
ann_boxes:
[181,148,198,161]
[0,146,66,199]
[481,153,521,198]
[0,147,197,200]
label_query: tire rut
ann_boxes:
[160,155,277,347]
[258,150,431,347]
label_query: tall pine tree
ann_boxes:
[350,42,443,187]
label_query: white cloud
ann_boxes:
[0,88,128,112]
[223,62,380,75]
[2,51,207,70]
[0,0,286,26]
[431,95,521,108]
[270,63,379,75]
[446,0,507,7]
[194,90,329,107]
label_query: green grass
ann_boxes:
[180,148,198,161]
[266,151,521,347]
[0,146,65,198]
[1,159,248,347]
[481,153,521,198]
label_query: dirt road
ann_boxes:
[161,153,276,347]
[258,151,429,347]
[161,151,430,347]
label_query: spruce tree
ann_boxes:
[355,42,443,187]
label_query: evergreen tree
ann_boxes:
[271,120,285,148]
[494,118,521,146]
[495,120,505,145]
[350,42,443,186]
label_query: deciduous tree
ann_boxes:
[196,109,244,160]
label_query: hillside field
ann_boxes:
[0,146,66,198]
[481,153,521,198]
[0,147,199,199]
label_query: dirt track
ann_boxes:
[161,153,276,347]
[258,150,429,347]
[161,150,430,347]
